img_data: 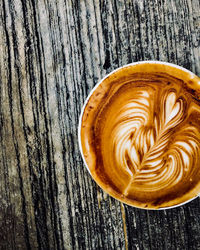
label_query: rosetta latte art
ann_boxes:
[112,89,200,195]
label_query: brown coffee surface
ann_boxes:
[81,63,200,209]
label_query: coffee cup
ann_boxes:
[78,61,200,209]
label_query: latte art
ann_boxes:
[112,90,199,194]
[80,62,200,209]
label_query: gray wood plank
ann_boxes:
[0,0,199,249]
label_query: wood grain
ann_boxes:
[0,0,199,249]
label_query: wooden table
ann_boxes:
[0,0,200,249]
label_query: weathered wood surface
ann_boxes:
[0,0,200,249]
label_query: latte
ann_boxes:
[79,62,200,209]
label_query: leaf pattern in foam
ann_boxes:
[112,89,200,194]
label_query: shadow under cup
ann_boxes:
[78,61,200,209]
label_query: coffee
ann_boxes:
[79,62,200,209]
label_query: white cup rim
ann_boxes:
[78,60,200,210]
